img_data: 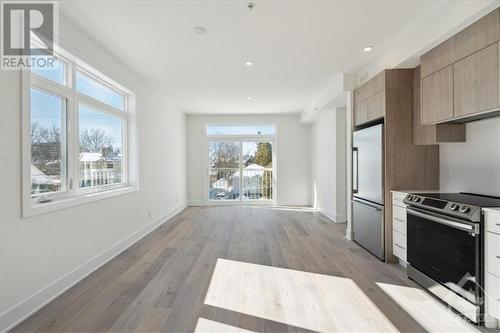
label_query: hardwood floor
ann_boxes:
[12,206,486,332]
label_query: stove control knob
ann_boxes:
[459,205,470,213]
[450,203,459,211]
[407,195,414,201]
[413,196,421,203]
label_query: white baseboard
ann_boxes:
[0,203,187,333]
[187,200,205,206]
[345,227,353,240]
[319,208,345,223]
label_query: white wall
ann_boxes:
[0,15,187,331]
[310,108,347,222]
[440,117,500,196]
[187,114,311,206]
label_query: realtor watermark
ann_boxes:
[0,1,58,70]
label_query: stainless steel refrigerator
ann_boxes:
[352,123,385,260]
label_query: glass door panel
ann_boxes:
[208,141,240,201]
[242,141,273,201]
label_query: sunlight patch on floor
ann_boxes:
[194,318,257,333]
[204,258,398,333]
[377,282,481,333]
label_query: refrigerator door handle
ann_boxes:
[352,198,382,211]
[352,147,359,194]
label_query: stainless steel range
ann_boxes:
[403,192,500,324]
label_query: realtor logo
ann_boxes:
[1,1,58,70]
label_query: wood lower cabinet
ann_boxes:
[453,42,499,118]
[422,66,454,124]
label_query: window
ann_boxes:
[23,47,136,217]
[31,57,66,85]
[30,88,66,195]
[78,104,123,189]
[207,125,275,136]
[206,125,275,203]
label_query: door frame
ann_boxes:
[204,130,277,206]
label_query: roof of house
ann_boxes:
[80,152,103,162]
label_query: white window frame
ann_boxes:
[22,46,138,217]
[204,124,277,205]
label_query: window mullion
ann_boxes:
[69,63,78,195]
[239,140,243,202]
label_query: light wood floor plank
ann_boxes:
[11,206,490,333]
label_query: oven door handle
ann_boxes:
[407,208,479,235]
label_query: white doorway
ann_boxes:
[205,125,276,204]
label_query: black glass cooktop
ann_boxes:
[415,192,500,207]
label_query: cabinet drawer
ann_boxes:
[486,273,500,320]
[485,210,500,234]
[392,191,407,207]
[393,205,407,235]
[392,230,407,262]
[487,231,500,277]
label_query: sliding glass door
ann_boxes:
[208,141,241,201]
[208,139,274,202]
[241,141,273,201]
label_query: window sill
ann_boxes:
[23,186,138,218]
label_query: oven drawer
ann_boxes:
[486,273,500,320]
[393,205,406,235]
[393,230,406,262]
[487,231,500,277]
[485,210,500,235]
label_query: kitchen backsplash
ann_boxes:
[440,116,500,196]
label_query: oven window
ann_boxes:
[407,211,479,303]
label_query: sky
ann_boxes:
[31,64,125,150]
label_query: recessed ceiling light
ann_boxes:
[194,26,207,34]
[363,46,374,52]
[245,61,253,67]
[247,97,252,100]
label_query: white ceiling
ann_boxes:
[60,0,483,114]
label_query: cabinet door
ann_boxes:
[422,66,454,124]
[354,100,368,126]
[454,9,500,61]
[421,38,455,78]
[454,43,499,118]
[366,91,384,122]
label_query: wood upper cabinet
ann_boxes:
[413,66,465,145]
[421,38,455,78]
[454,42,499,118]
[454,9,500,61]
[422,8,500,79]
[367,91,385,120]
[354,92,384,126]
[353,71,386,127]
[422,66,454,124]
[354,99,368,126]
[354,71,385,106]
